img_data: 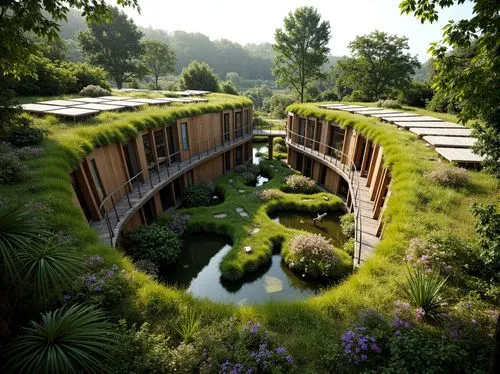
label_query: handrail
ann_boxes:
[286,128,363,265]
[96,123,253,245]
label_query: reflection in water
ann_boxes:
[246,174,269,187]
[252,143,268,164]
[269,210,346,248]
[160,233,328,304]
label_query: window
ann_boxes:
[235,112,242,138]
[244,110,249,133]
[180,122,189,150]
[298,118,306,145]
[142,133,154,165]
[154,130,166,159]
[223,113,230,141]
[89,159,105,201]
[332,127,345,153]
[187,170,194,186]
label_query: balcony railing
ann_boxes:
[96,124,253,246]
[286,128,363,265]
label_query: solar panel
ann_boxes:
[38,100,81,106]
[46,107,100,118]
[69,97,111,103]
[22,103,66,112]
[73,103,125,111]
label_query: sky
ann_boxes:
[118,0,474,61]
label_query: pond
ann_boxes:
[246,174,269,187]
[160,233,326,304]
[252,142,268,164]
[269,210,346,248]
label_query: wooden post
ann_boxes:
[268,136,273,160]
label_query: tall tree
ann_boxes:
[334,31,420,101]
[400,0,500,180]
[273,6,331,103]
[78,7,144,89]
[142,40,176,90]
[178,61,220,92]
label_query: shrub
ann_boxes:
[399,81,434,107]
[283,174,317,194]
[4,304,114,374]
[0,149,23,184]
[425,165,470,188]
[251,188,283,202]
[426,90,461,114]
[105,321,172,374]
[341,326,383,365]
[79,84,111,97]
[340,213,355,238]
[284,233,338,279]
[125,224,182,265]
[273,137,287,153]
[234,163,260,184]
[183,183,212,208]
[343,237,355,257]
[396,266,448,322]
[134,259,159,279]
[8,116,49,147]
[376,99,402,109]
[168,214,190,237]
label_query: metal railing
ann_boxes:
[286,128,364,265]
[96,124,253,245]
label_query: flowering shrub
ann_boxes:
[198,319,293,374]
[284,233,338,279]
[0,145,24,184]
[66,256,131,310]
[251,188,283,202]
[376,99,402,109]
[283,174,317,194]
[168,214,190,236]
[235,163,260,184]
[8,115,49,147]
[79,84,111,97]
[341,327,382,365]
[183,183,213,207]
[425,165,470,188]
[134,259,159,279]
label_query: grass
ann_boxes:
[1,95,498,372]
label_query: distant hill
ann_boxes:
[413,59,431,82]
[56,9,341,82]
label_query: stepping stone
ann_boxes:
[240,212,249,217]
[214,213,227,218]
[250,227,260,235]
[264,276,284,293]
[235,207,244,213]
[238,189,245,193]
[244,246,253,254]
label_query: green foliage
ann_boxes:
[0,148,24,184]
[183,183,213,208]
[470,202,500,278]
[425,89,461,114]
[425,165,470,188]
[79,84,111,97]
[396,266,448,322]
[401,0,500,180]
[283,174,318,194]
[178,60,220,92]
[106,320,172,373]
[273,6,330,102]
[263,93,297,118]
[78,6,145,89]
[399,80,434,107]
[340,213,355,238]
[19,238,84,305]
[273,137,287,153]
[334,30,420,101]
[142,40,176,89]
[8,116,48,147]
[174,307,202,343]
[220,80,238,95]
[125,224,182,265]
[243,85,273,108]
[4,304,114,374]
[0,201,47,281]
[342,237,355,257]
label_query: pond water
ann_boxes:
[247,174,269,187]
[252,143,268,164]
[160,233,326,304]
[269,210,346,248]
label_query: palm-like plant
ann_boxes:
[4,304,115,374]
[396,266,448,322]
[0,201,48,281]
[19,238,84,304]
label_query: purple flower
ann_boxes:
[275,346,286,355]
[63,295,71,301]
[285,355,293,364]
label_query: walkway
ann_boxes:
[92,133,252,246]
[287,138,379,266]
[318,104,483,165]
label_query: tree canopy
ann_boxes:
[334,30,420,101]
[178,61,220,92]
[78,7,144,89]
[142,40,176,90]
[400,0,500,180]
[273,6,331,102]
